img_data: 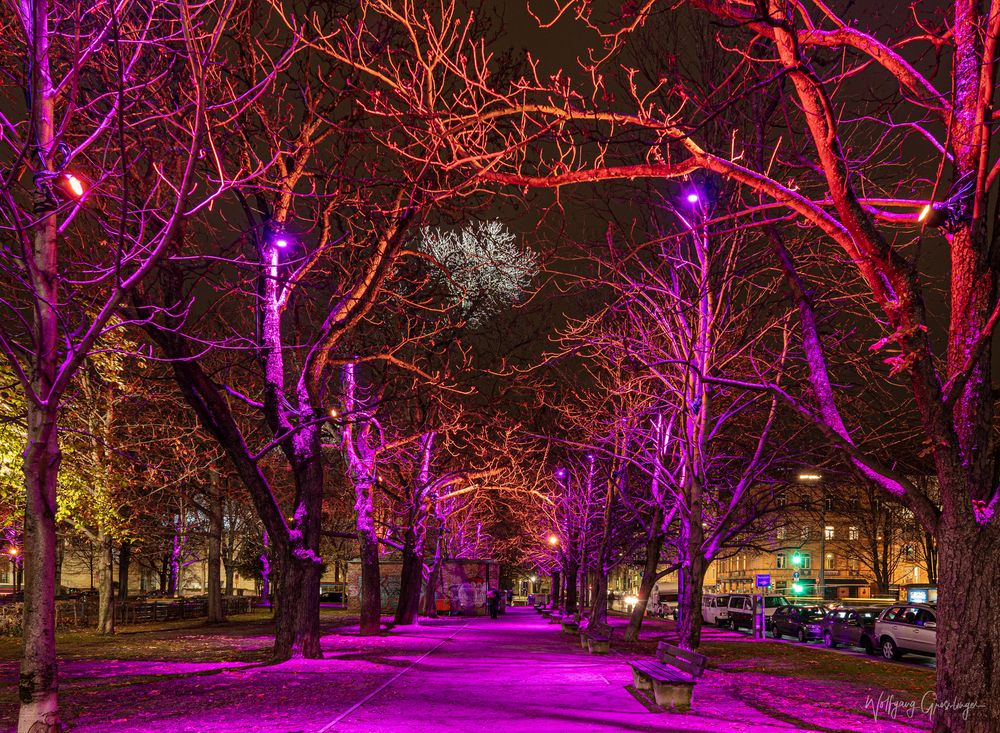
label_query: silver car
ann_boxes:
[874,603,937,660]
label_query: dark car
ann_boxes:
[771,605,825,642]
[319,590,343,603]
[821,606,882,654]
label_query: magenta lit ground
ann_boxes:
[2,608,935,732]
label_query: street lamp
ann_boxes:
[548,535,559,546]
[685,191,700,204]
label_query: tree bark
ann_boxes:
[550,571,560,610]
[393,529,423,625]
[117,541,130,603]
[19,407,60,733]
[206,476,224,623]
[676,554,707,651]
[930,512,1000,733]
[624,526,663,642]
[563,560,578,613]
[358,526,382,635]
[95,536,115,635]
[589,568,608,626]
[421,533,443,617]
[18,0,61,727]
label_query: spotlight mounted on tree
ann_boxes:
[554,467,566,480]
[919,173,975,232]
[685,191,700,204]
[50,171,86,201]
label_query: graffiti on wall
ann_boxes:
[443,562,488,614]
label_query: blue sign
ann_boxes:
[755,574,771,588]
[908,589,928,604]
[792,571,800,580]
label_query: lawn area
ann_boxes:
[0,608,359,729]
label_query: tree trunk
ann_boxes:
[624,528,663,642]
[96,535,115,635]
[260,530,271,607]
[206,477,224,623]
[19,407,61,733]
[18,1,61,726]
[394,530,423,625]
[158,556,168,594]
[563,561,578,613]
[550,571,560,610]
[421,534,443,617]
[117,541,131,603]
[54,535,63,593]
[589,568,608,626]
[676,554,707,651]
[930,513,1000,733]
[224,560,235,597]
[358,527,381,635]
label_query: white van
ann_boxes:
[702,594,731,626]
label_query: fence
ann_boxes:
[0,595,260,636]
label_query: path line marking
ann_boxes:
[317,622,469,732]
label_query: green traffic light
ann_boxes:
[791,553,803,566]
[792,583,804,594]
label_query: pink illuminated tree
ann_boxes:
[0,1,280,728]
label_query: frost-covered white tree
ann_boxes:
[418,220,538,326]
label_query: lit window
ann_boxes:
[824,525,835,540]
[776,526,786,541]
[776,554,786,569]
[848,526,859,541]
[801,527,810,541]
[825,553,835,570]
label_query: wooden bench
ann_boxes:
[629,642,708,712]
[561,614,581,634]
[548,611,564,624]
[582,620,614,654]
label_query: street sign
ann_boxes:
[755,573,770,588]
[792,571,800,580]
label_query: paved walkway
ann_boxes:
[324,608,926,733]
[14,608,930,732]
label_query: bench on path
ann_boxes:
[629,641,708,712]
[561,614,581,634]
[580,619,614,653]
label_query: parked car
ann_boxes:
[319,590,343,603]
[821,606,882,654]
[771,605,826,642]
[728,594,790,631]
[702,594,731,627]
[875,603,937,660]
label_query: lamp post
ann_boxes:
[798,472,824,600]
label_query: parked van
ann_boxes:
[701,594,731,627]
[728,593,790,630]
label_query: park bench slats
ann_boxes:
[629,641,708,712]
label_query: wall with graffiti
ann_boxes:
[346,559,498,616]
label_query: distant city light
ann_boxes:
[547,535,559,545]
[798,472,822,481]
[529,575,537,582]
[6,547,17,557]
[624,595,638,608]
[329,408,338,419]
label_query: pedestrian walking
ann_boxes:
[487,588,500,619]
